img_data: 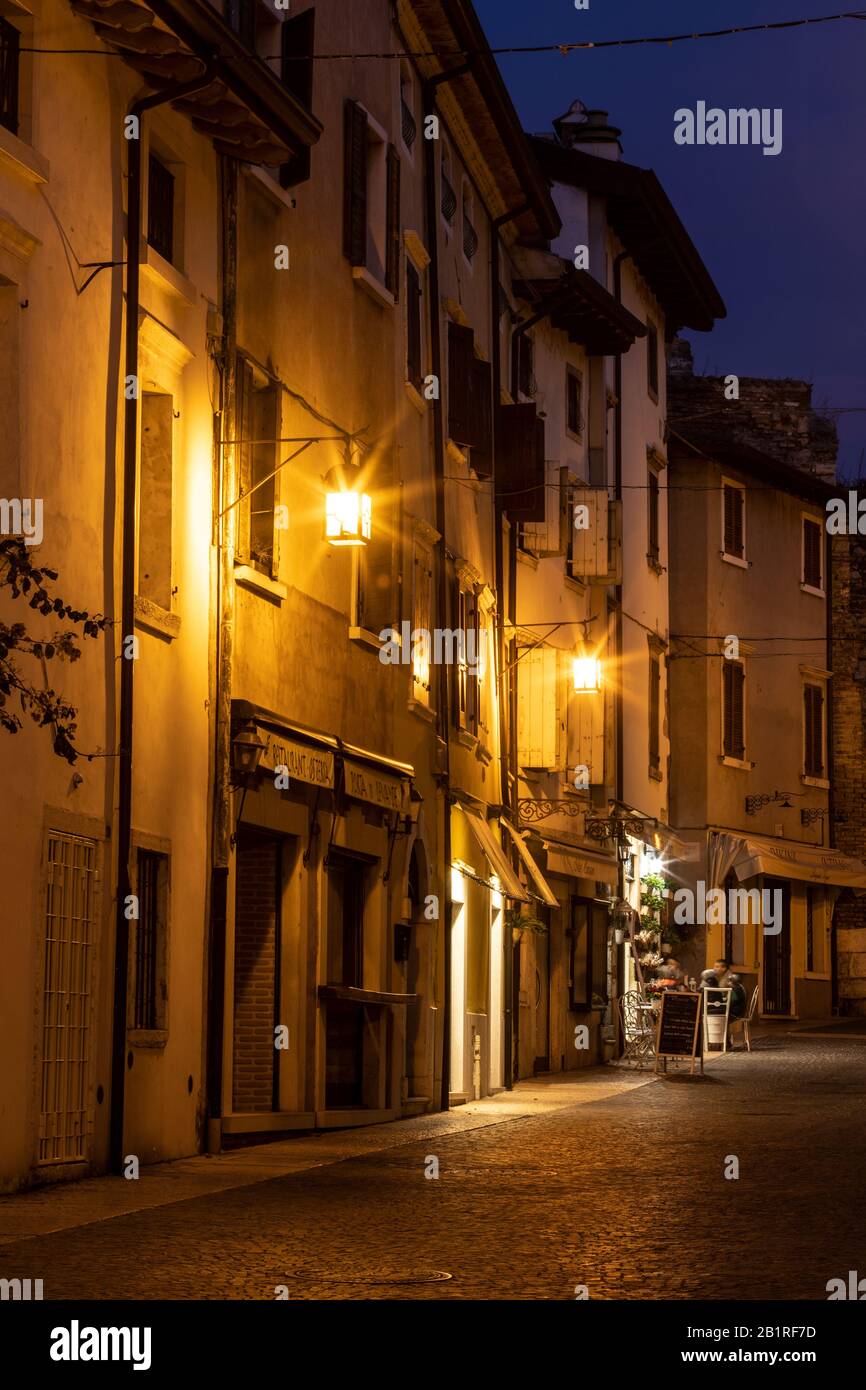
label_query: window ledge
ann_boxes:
[646,555,666,575]
[455,729,479,751]
[134,595,180,641]
[0,125,49,185]
[801,775,830,790]
[140,243,197,305]
[475,739,493,766]
[563,573,587,593]
[404,380,428,415]
[516,548,540,570]
[235,565,286,603]
[648,765,663,782]
[446,438,471,470]
[408,695,436,723]
[800,583,825,599]
[349,625,386,653]
[243,163,297,212]
[352,265,395,309]
[721,552,749,570]
[127,1029,168,1049]
[719,755,754,771]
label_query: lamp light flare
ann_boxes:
[325,487,372,546]
[573,655,602,693]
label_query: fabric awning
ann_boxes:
[500,821,559,907]
[457,805,530,902]
[729,833,866,890]
[543,840,618,887]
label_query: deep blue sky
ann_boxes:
[474,0,866,479]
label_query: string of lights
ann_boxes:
[20,9,866,59]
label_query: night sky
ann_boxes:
[473,0,866,480]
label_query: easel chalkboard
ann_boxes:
[655,991,703,1075]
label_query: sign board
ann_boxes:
[343,758,410,814]
[261,733,335,790]
[655,991,703,1075]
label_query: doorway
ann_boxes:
[533,905,551,1074]
[762,878,791,1014]
[324,852,367,1108]
[232,829,281,1113]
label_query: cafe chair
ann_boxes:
[617,990,656,1067]
[727,985,759,1052]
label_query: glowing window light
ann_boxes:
[325,486,372,546]
[573,655,602,693]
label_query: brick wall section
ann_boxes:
[232,837,278,1111]
[669,338,837,480]
[831,506,866,1014]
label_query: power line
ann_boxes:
[21,9,866,59]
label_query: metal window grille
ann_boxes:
[462,210,479,261]
[401,98,417,150]
[441,173,457,224]
[135,850,162,1030]
[147,154,175,264]
[0,16,20,136]
[39,833,97,1165]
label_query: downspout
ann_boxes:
[110,62,217,1172]
[612,252,630,819]
[826,525,837,1010]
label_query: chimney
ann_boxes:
[553,100,623,160]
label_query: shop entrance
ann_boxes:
[324,852,367,1107]
[762,877,791,1014]
[232,829,281,1113]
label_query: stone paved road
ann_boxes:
[2,1035,864,1300]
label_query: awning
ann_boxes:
[543,840,618,887]
[500,820,559,907]
[456,805,530,902]
[729,833,866,891]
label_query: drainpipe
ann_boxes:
[612,252,630,821]
[110,62,217,1172]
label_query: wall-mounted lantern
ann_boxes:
[573,654,602,693]
[231,720,266,786]
[324,447,371,547]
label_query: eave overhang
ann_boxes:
[513,260,647,356]
[68,0,322,164]
[669,429,837,506]
[529,137,726,335]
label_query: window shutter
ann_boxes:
[569,487,610,578]
[497,403,545,522]
[406,260,423,388]
[280,8,315,187]
[724,484,744,558]
[804,520,822,588]
[804,685,824,776]
[411,540,433,696]
[469,356,493,478]
[358,524,395,637]
[235,359,254,564]
[385,144,401,300]
[447,321,474,446]
[724,661,745,759]
[569,686,604,785]
[517,645,558,769]
[649,656,660,769]
[343,99,367,266]
[648,470,659,562]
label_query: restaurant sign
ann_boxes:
[343,758,410,814]
[261,733,335,790]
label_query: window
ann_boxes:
[147,154,175,264]
[440,144,457,226]
[802,515,824,592]
[806,885,815,973]
[236,359,280,577]
[804,683,825,777]
[649,653,661,773]
[400,64,416,152]
[411,537,433,702]
[646,321,659,399]
[133,849,168,1032]
[446,321,492,474]
[517,334,534,399]
[138,392,173,610]
[0,14,20,136]
[343,100,400,298]
[723,660,746,760]
[722,480,745,561]
[648,469,660,566]
[566,366,582,438]
[462,183,478,263]
[569,897,609,1009]
[406,258,423,390]
[326,854,366,987]
[456,584,479,734]
[280,7,315,187]
[224,0,257,50]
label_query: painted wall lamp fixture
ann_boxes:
[744,790,804,815]
[801,806,828,827]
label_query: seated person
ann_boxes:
[698,968,727,1013]
[727,973,748,1020]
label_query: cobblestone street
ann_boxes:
[2,1030,865,1301]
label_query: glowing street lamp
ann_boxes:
[324,446,371,547]
[573,654,602,693]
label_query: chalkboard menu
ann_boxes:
[655,991,702,1071]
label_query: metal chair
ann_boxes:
[617,990,656,1067]
[728,985,759,1052]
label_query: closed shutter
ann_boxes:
[517,645,558,769]
[648,470,659,562]
[497,403,545,522]
[406,260,423,388]
[447,321,474,445]
[412,540,433,696]
[343,100,367,266]
[385,144,401,299]
[280,8,315,187]
[569,486,610,578]
[723,661,745,759]
[724,484,744,558]
[649,656,660,770]
[358,522,395,638]
[803,519,822,588]
[804,684,824,776]
[235,358,254,564]
[469,356,493,478]
[569,685,605,785]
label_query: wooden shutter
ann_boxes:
[649,656,660,770]
[358,524,395,638]
[569,487,610,578]
[517,645,559,769]
[803,519,822,588]
[412,540,433,696]
[569,684,605,785]
[804,684,824,776]
[343,99,367,266]
[385,144,401,299]
[280,8,315,187]
[235,358,254,564]
[406,260,422,388]
[724,661,745,759]
[497,403,545,522]
[469,357,493,478]
[724,484,744,558]
[648,470,659,562]
[447,321,474,446]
